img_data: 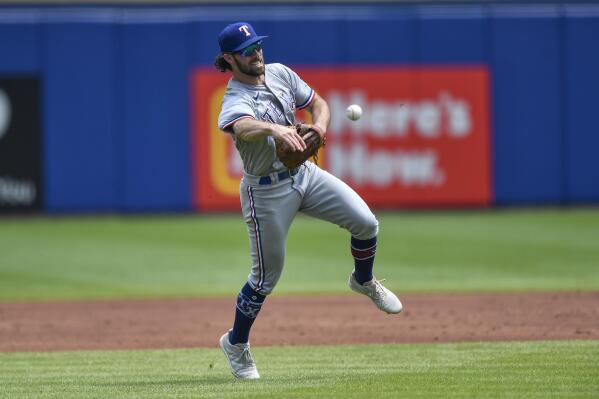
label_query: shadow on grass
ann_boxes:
[90,375,256,387]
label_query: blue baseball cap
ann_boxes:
[218,22,268,53]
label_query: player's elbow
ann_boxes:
[232,120,254,141]
[233,118,269,142]
[234,128,250,141]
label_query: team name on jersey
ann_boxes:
[282,92,296,112]
[261,100,283,124]
[259,92,295,123]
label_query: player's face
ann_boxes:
[232,42,265,76]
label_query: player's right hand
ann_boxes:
[272,125,306,152]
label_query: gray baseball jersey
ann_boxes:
[218,63,378,295]
[218,63,315,176]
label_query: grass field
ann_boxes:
[0,208,598,300]
[1,341,597,398]
[1,209,598,398]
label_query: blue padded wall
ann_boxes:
[343,14,418,65]
[43,23,117,211]
[119,23,190,211]
[1,4,598,211]
[417,6,488,63]
[564,11,599,202]
[491,8,563,204]
[0,23,40,73]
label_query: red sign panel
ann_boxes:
[192,66,491,211]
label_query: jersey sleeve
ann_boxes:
[275,63,315,110]
[218,93,256,133]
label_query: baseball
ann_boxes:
[346,104,362,121]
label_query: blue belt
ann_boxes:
[258,168,299,185]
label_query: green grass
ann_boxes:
[0,209,598,300]
[0,341,597,398]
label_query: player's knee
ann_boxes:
[251,253,284,297]
[353,212,379,240]
[257,285,274,296]
[248,276,276,296]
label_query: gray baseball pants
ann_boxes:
[240,161,378,295]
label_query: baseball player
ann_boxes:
[214,22,402,380]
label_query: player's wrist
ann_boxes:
[268,124,280,138]
[270,123,289,138]
[312,124,326,138]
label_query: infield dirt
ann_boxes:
[1,292,598,352]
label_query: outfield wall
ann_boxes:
[0,4,598,212]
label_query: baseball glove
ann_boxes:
[275,123,326,169]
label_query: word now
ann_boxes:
[329,144,444,187]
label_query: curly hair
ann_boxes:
[214,54,232,72]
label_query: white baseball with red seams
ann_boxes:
[346,104,362,121]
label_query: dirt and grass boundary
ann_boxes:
[1,292,597,352]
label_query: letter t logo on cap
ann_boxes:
[239,25,251,36]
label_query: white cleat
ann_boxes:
[219,330,260,379]
[348,273,403,314]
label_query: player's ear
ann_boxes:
[223,53,235,64]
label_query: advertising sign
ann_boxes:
[192,66,491,211]
[0,78,42,212]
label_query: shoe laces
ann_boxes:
[371,278,388,300]
[240,345,255,365]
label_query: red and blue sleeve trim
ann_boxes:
[222,115,255,130]
[297,89,315,110]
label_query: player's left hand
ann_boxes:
[297,123,325,142]
[274,123,326,169]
